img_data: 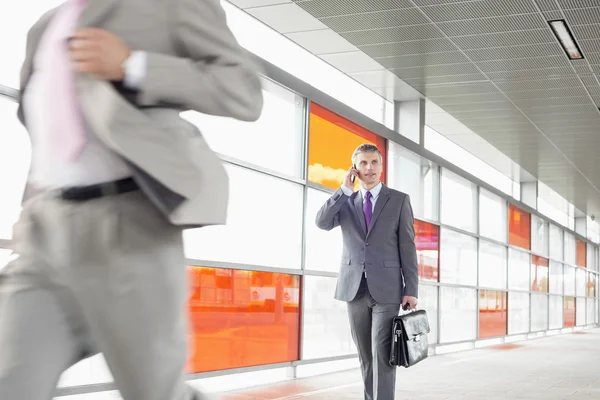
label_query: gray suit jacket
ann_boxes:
[17,0,264,227]
[316,184,419,304]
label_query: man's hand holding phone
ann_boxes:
[344,166,359,190]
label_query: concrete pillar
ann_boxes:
[520,182,538,210]
[575,216,587,237]
[394,99,425,145]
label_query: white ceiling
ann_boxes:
[230,0,600,216]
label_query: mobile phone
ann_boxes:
[351,164,356,183]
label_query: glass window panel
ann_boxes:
[479,290,507,338]
[508,204,531,250]
[530,215,549,257]
[508,248,530,291]
[302,276,355,359]
[307,102,386,190]
[0,100,31,239]
[440,169,477,233]
[564,297,576,327]
[0,248,13,271]
[576,239,587,268]
[564,232,576,266]
[418,285,439,345]
[0,0,64,87]
[440,228,477,286]
[549,295,563,330]
[564,266,576,296]
[576,268,587,297]
[549,224,563,261]
[596,300,599,324]
[530,294,548,332]
[587,298,595,325]
[184,164,303,269]
[587,243,596,272]
[440,287,477,343]
[549,261,563,295]
[186,266,300,373]
[508,292,530,334]
[387,142,439,221]
[305,188,343,273]
[588,273,597,298]
[181,79,304,178]
[531,256,549,293]
[479,241,507,290]
[479,189,507,243]
[415,220,439,282]
[576,297,586,326]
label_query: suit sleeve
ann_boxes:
[399,194,419,298]
[315,188,349,231]
[136,0,264,121]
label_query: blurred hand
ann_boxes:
[402,296,418,310]
[344,167,359,190]
[69,28,131,81]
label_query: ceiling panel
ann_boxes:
[340,24,443,46]
[436,14,548,37]
[375,51,470,69]
[286,29,358,54]
[292,0,415,18]
[246,3,327,33]
[419,0,539,22]
[320,9,431,31]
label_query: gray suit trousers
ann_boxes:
[0,190,206,400]
[348,277,400,400]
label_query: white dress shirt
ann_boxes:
[24,1,147,189]
[340,181,383,212]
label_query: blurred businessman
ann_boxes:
[0,0,263,399]
[315,144,419,400]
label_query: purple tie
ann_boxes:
[363,191,372,229]
[41,0,88,161]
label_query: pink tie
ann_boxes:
[41,0,88,161]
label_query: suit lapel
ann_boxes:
[353,193,367,236]
[366,185,390,239]
[77,0,120,29]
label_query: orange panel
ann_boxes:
[564,297,576,328]
[576,239,587,268]
[185,266,300,373]
[479,290,507,338]
[531,256,549,293]
[588,272,596,297]
[308,102,387,190]
[414,219,439,282]
[508,204,531,250]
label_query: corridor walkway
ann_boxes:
[221,329,600,400]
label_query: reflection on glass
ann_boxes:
[586,298,595,325]
[440,169,477,233]
[387,142,439,221]
[549,261,563,295]
[508,292,530,334]
[479,240,507,290]
[576,297,586,326]
[186,266,300,373]
[576,268,586,297]
[440,287,477,343]
[302,276,355,359]
[530,215,549,257]
[307,102,387,190]
[549,295,563,330]
[440,228,477,286]
[508,204,530,250]
[508,248,530,291]
[587,243,596,272]
[576,239,587,268]
[0,100,31,239]
[588,273,597,298]
[479,290,507,338]
[531,256,549,293]
[564,265,576,296]
[415,220,439,282]
[479,189,507,243]
[419,285,439,344]
[564,232,576,266]
[184,164,304,269]
[549,224,563,261]
[305,188,343,273]
[530,294,548,332]
[181,79,305,178]
[564,297,576,328]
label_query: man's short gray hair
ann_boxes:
[351,144,382,164]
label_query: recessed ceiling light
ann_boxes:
[548,19,584,60]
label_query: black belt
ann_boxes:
[60,177,139,201]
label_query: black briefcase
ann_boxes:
[389,309,430,368]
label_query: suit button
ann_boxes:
[365,243,370,246]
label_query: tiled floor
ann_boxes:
[219,329,600,400]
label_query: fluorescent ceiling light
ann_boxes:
[549,19,584,60]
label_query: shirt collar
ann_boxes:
[360,182,383,200]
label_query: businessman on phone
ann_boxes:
[315,144,419,400]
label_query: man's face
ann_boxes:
[355,151,382,185]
